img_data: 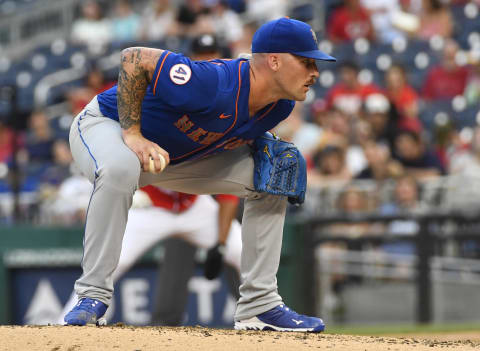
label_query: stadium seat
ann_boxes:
[454,103,480,129]
[452,3,480,47]
[356,42,386,71]
[416,99,479,132]
[419,99,453,131]
[407,68,429,92]
[393,39,438,68]
[327,41,354,71]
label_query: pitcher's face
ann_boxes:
[276,54,319,101]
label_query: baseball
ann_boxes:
[149,154,166,174]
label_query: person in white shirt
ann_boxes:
[71,0,112,51]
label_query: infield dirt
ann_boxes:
[1,326,479,351]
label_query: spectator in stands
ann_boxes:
[385,64,422,132]
[314,106,368,177]
[327,0,375,44]
[383,175,423,213]
[360,0,406,44]
[414,0,453,40]
[209,0,244,56]
[71,0,112,51]
[20,110,59,196]
[448,126,480,176]
[326,61,382,117]
[188,33,224,61]
[431,114,457,168]
[422,38,469,101]
[174,0,213,38]
[66,64,115,116]
[24,110,55,165]
[363,93,398,148]
[244,0,288,23]
[139,0,179,41]
[308,144,352,186]
[392,129,444,179]
[356,140,404,181]
[39,171,92,225]
[337,182,375,213]
[378,174,423,256]
[312,107,350,147]
[351,117,374,148]
[465,58,480,105]
[110,0,141,43]
[39,139,74,187]
[444,126,480,209]
[310,97,330,126]
[233,20,259,56]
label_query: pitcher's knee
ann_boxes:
[98,161,140,190]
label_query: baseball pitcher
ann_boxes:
[65,17,335,332]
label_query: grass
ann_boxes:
[325,322,480,336]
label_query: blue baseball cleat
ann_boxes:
[64,298,108,326]
[234,304,325,332]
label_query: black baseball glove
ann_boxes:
[204,244,226,280]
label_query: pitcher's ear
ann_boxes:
[267,53,281,72]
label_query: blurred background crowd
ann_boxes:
[0,0,480,222]
[1,0,480,326]
[1,0,480,225]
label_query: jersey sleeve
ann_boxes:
[148,51,219,112]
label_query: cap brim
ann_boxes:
[293,50,336,61]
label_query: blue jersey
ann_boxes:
[97,51,295,164]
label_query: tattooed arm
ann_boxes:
[117,47,170,172]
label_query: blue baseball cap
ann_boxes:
[251,18,336,62]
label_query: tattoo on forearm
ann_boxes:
[117,48,162,130]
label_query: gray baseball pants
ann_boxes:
[69,96,287,321]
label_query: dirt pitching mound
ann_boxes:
[0,325,479,351]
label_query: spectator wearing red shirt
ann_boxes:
[422,39,470,101]
[327,0,375,43]
[0,117,24,165]
[385,64,422,132]
[326,61,383,116]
